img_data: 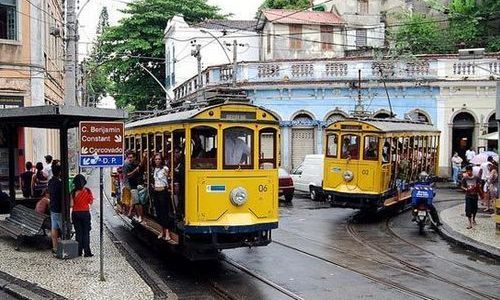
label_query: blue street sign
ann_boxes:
[80,155,123,167]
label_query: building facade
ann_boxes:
[0,0,64,183]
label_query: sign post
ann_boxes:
[79,121,124,281]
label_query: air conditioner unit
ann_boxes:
[49,26,61,37]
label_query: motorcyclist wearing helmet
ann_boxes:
[411,171,442,226]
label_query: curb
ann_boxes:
[437,218,500,261]
[0,270,66,300]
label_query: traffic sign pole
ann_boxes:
[100,167,105,281]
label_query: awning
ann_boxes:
[479,131,499,141]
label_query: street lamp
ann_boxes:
[199,29,232,63]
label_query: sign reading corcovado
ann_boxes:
[79,121,124,167]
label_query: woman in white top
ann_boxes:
[152,153,171,241]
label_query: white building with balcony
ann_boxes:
[164,16,260,95]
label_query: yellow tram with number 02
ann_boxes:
[322,118,440,211]
[121,103,280,259]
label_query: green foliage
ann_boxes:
[391,13,443,54]
[392,0,500,54]
[259,0,310,10]
[93,0,223,110]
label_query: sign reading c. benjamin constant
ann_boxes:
[79,121,124,167]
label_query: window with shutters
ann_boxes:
[0,0,17,40]
[321,25,333,51]
[267,32,271,53]
[289,24,302,49]
[356,29,367,47]
[358,0,368,14]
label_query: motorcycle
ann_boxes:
[411,181,437,235]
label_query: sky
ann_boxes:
[78,0,262,58]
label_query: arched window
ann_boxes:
[407,110,431,124]
[292,113,314,126]
[373,112,391,119]
[325,112,346,125]
[487,113,497,134]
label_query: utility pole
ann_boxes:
[232,39,237,87]
[191,44,202,89]
[64,0,77,106]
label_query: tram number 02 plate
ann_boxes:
[258,185,268,192]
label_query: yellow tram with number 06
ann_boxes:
[121,103,280,259]
[322,118,440,211]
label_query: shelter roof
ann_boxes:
[0,105,127,129]
[259,9,345,27]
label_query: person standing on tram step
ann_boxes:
[32,162,48,198]
[71,174,94,257]
[48,163,63,254]
[44,155,53,180]
[152,153,171,241]
[20,161,34,198]
[124,151,143,222]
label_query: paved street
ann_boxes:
[101,175,500,299]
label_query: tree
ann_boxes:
[259,0,310,10]
[95,0,224,110]
[82,7,111,107]
[390,13,444,54]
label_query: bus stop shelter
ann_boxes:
[0,105,127,239]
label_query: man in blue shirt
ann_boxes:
[48,163,63,253]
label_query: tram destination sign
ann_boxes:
[79,121,124,167]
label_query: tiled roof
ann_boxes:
[196,19,258,31]
[261,9,344,25]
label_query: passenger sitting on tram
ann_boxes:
[224,130,251,165]
[364,141,378,159]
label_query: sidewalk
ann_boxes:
[0,173,155,300]
[439,203,500,259]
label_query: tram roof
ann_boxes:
[330,118,439,133]
[126,103,279,129]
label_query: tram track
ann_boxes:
[384,218,500,281]
[345,219,498,300]
[271,237,436,300]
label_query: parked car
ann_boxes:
[279,168,294,202]
[290,154,324,201]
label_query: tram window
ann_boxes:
[142,136,148,151]
[382,138,391,163]
[224,127,253,169]
[148,133,154,152]
[341,134,359,159]
[363,136,379,161]
[155,134,163,154]
[326,134,338,158]
[259,128,277,169]
[135,137,141,152]
[125,137,130,150]
[191,126,217,170]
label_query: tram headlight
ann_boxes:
[230,187,248,206]
[343,170,354,182]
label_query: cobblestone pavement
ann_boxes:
[0,173,154,300]
[440,203,499,250]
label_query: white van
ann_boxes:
[290,154,324,201]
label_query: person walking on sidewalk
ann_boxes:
[461,165,481,229]
[465,147,476,164]
[20,161,34,198]
[451,152,463,186]
[71,174,94,257]
[48,164,63,253]
[486,163,498,213]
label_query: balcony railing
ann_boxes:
[173,57,499,100]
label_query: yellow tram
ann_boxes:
[322,118,440,211]
[121,103,280,259]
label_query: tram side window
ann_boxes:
[259,128,277,169]
[224,127,253,169]
[326,134,338,158]
[341,134,359,159]
[363,136,379,161]
[190,126,217,169]
[155,134,163,155]
[125,137,130,151]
